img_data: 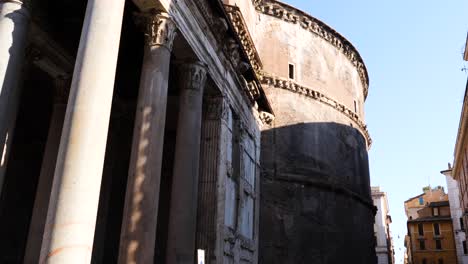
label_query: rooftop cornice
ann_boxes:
[260,72,372,148]
[224,5,263,74]
[252,0,370,99]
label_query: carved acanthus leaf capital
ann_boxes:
[135,11,177,50]
[178,62,208,92]
[204,97,230,121]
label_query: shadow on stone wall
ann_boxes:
[259,122,377,264]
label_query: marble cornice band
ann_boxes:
[224,5,263,74]
[252,0,369,99]
[260,72,372,147]
[135,11,177,50]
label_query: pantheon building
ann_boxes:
[0,0,375,263]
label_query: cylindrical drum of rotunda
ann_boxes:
[254,1,376,263]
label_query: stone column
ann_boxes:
[118,11,176,264]
[0,0,30,194]
[23,77,69,264]
[166,62,208,264]
[38,0,125,263]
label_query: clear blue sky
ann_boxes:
[282,1,468,263]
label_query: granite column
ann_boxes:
[118,11,177,264]
[24,77,69,264]
[39,0,125,262]
[166,62,208,264]
[0,0,30,193]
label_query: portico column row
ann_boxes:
[39,0,126,263]
[0,0,30,195]
[118,11,177,264]
[166,61,208,264]
[24,77,70,264]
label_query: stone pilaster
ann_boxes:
[196,97,230,263]
[118,11,177,264]
[23,77,70,264]
[39,0,126,262]
[166,61,208,264]
[0,0,30,196]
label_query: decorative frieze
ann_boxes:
[135,11,177,50]
[252,0,369,99]
[224,5,263,74]
[260,72,372,147]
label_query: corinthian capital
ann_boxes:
[178,62,208,92]
[135,11,177,50]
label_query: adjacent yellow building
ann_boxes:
[405,187,458,264]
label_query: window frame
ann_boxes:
[288,63,295,80]
[433,223,440,236]
[419,240,426,250]
[418,223,424,236]
[435,239,442,250]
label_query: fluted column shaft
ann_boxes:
[166,62,208,264]
[118,11,177,264]
[0,0,30,194]
[39,0,125,263]
[24,78,69,264]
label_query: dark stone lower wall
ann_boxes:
[259,122,376,264]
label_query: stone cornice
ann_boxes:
[253,0,370,99]
[224,5,263,74]
[260,72,372,147]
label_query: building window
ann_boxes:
[418,223,424,236]
[461,217,465,231]
[354,100,358,113]
[434,223,440,236]
[419,197,424,205]
[422,258,427,264]
[436,239,442,250]
[288,64,295,79]
[433,207,439,216]
[438,258,444,264]
[463,240,467,254]
[420,240,426,250]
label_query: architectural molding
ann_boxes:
[259,111,274,126]
[135,11,177,50]
[224,5,263,74]
[240,76,260,103]
[260,72,372,147]
[252,0,369,99]
[28,23,75,79]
